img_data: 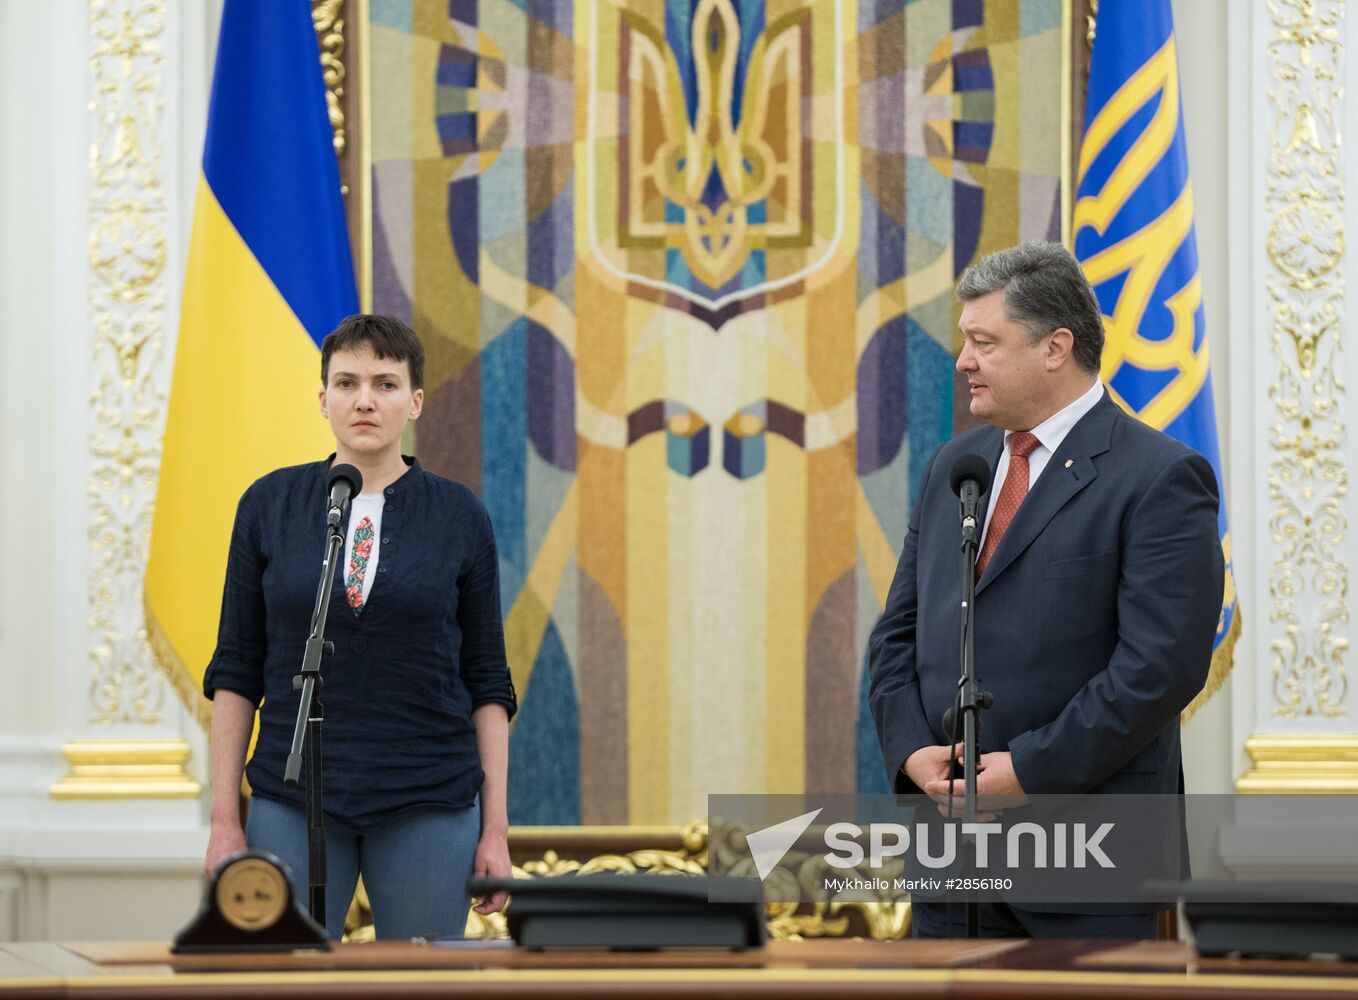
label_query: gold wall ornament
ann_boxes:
[1265,0,1350,719]
[616,0,813,287]
[708,820,911,941]
[1236,734,1358,793]
[314,0,369,303]
[342,821,910,941]
[87,0,169,726]
[344,822,709,942]
[50,738,202,799]
[312,0,349,185]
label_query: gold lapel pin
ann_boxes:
[1064,459,1073,469]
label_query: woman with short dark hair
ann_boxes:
[203,313,515,939]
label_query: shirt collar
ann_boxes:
[324,454,421,494]
[1005,379,1104,454]
[389,455,419,494]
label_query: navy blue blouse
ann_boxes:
[204,456,517,830]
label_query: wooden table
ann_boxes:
[3,938,1358,998]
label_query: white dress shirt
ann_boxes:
[979,379,1105,550]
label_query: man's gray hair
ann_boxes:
[956,242,1105,374]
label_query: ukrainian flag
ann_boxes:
[146,0,357,723]
[1073,0,1239,719]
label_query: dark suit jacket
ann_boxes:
[869,392,1224,801]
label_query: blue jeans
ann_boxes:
[245,794,481,941]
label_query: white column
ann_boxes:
[1172,0,1235,808]
[1231,0,1358,778]
[1218,0,1358,881]
[0,0,218,941]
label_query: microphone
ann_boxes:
[942,692,994,743]
[326,464,363,530]
[949,453,992,548]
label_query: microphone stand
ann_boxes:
[956,506,993,939]
[283,508,345,930]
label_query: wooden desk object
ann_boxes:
[3,937,1358,998]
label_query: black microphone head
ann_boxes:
[949,453,991,498]
[942,706,960,743]
[327,463,363,498]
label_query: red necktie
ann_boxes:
[976,431,1040,578]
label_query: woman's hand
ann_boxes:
[205,820,248,877]
[471,828,512,915]
[205,690,255,877]
[470,703,511,916]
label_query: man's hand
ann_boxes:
[923,750,1028,816]
[903,743,964,790]
[471,828,512,915]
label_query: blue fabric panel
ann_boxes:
[907,317,952,503]
[481,320,527,609]
[856,651,891,793]
[202,0,357,346]
[507,622,582,823]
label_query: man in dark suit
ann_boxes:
[868,242,1224,939]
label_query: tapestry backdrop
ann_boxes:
[368,0,1064,824]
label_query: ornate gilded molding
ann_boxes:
[342,822,911,941]
[1264,0,1350,719]
[314,0,368,305]
[1236,734,1358,793]
[50,739,201,799]
[87,0,169,726]
[312,0,349,189]
[708,819,911,941]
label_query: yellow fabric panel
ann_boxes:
[146,177,333,696]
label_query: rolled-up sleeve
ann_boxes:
[456,503,517,719]
[203,485,268,706]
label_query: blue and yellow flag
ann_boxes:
[146,0,357,724]
[1073,0,1238,719]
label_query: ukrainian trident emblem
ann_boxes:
[585,0,851,315]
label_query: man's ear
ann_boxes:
[1046,328,1075,369]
